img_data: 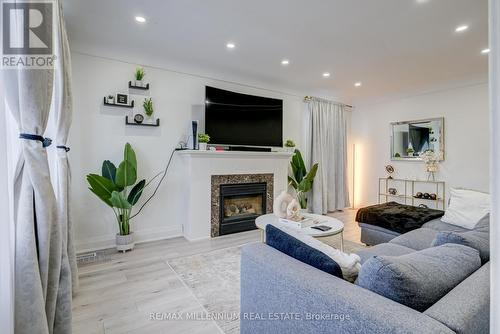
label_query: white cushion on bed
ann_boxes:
[441,188,490,230]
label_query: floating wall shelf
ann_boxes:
[103,97,134,108]
[128,81,150,90]
[125,116,160,127]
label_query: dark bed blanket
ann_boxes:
[356,202,445,234]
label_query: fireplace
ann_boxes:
[211,174,274,237]
[219,183,266,235]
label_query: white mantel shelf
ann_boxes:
[177,149,293,159]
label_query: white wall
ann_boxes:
[351,83,489,207]
[70,52,308,252]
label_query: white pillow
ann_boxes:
[441,188,490,229]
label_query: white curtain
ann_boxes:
[2,1,74,333]
[307,98,350,214]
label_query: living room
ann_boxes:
[0,0,499,334]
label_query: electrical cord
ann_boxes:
[130,148,177,220]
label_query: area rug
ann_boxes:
[168,239,366,334]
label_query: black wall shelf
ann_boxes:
[103,97,134,108]
[128,81,150,90]
[125,116,160,127]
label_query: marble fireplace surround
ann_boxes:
[210,174,274,237]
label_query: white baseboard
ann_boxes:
[76,226,183,254]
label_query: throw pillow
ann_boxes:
[441,188,490,229]
[356,244,481,312]
[265,224,343,279]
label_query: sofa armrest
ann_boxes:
[241,243,455,334]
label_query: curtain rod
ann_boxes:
[304,96,353,108]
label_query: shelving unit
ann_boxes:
[128,81,150,90]
[103,97,134,108]
[378,178,446,210]
[125,116,160,127]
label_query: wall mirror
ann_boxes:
[390,117,444,161]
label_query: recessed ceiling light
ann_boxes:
[481,48,490,54]
[226,42,236,49]
[281,59,290,66]
[354,82,362,87]
[322,72,331,78]
[455,25,469,33]
[135,16,146,23]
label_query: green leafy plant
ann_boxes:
[288,149,319,209]
[86,143,148,236]
[143,98,153,117]
[284,139,296,148]
[135,67,145,81]
[406,147,414,155]
[198,133,210,143]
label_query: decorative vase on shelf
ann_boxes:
[116,232,135,253]
[199,143,207,151]
[135,80,143,87]
[107,96,114,104]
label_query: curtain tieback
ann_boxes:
[57,145,70,152]
[19,133,52,148]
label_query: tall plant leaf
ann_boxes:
[288,175,298,189]
[291,149,306,182]
[110,191,132,209]
[87,174,118,207]
[298,163,318,193]
[124,143,137,171]
[101,160,117,182]
[127,179,146,205]
[115,160,137,188]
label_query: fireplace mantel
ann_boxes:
[176,150,292,241]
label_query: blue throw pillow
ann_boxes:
[356,244,481,312]
[265,224,343,278]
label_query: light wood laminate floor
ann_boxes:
[73,210,360,334]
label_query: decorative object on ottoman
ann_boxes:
[385,165,395,179]
[133,114,144,124]
[284,139,296,153]
[421,150,441,181]
[388,188,397,195]
[198,133,210,150]
[288,149,318,209]
[86,143,153,252]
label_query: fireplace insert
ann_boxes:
[219,182,266,235]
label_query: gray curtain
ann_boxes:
[307,98,350,214]
[3,1,73,333]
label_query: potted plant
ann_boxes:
[198,133,210,150]
[284,139,296,153]
[86,143,149,252]
[288,149,319,210]
[107,94,115,104]
[406,147,415,157]
[134,67,145,87]
[143,98,153,120]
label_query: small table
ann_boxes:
[255,213,345,251]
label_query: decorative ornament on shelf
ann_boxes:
[420,150,441,181]
[385,165,395,179]
[134,67,145,87]
[388,188,397,195]
[133,114,144,124]
[107,94,114,104]
[198,133,210,151]
[284,139,296,153]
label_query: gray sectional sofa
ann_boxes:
[240,216,490,334]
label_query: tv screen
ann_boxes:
[205,86,283,147]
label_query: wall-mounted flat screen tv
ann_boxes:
[205,86,283,147]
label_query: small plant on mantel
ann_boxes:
[288,149,318,210]
[86,143,151,252]
[134,67,146,87]
[143,98,154,118]
[198,133,210,151]
[284,139,296,152]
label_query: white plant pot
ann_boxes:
[199,142,208,150]
[286,147,295,153]
[107,98,114,104]
[135,80,143,87]
[116,232,135,252]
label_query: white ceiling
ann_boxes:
[63,0,489,104]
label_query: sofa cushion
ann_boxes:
[441,188,490,229]
[265,224,343,278]
[356,244,481,312]
[432,231,489,264]
[423,218,470,233]
[389,228,439,250]
[356,243,415,264]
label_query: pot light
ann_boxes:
[281,59,290,66]
[226,42,236,49]
[455,25,469,33]
[322,72,331,78]
[354,82,362,87]
[481,48,490,54]
[135,16,146,23]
